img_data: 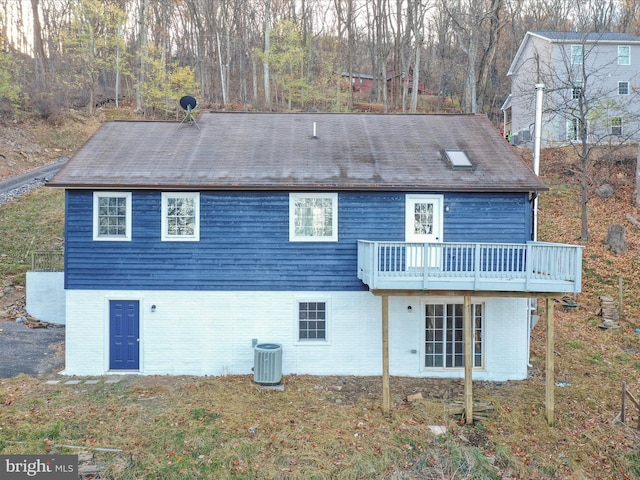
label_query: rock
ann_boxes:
[407,392,423,402]
[596,184,614,198]
[604,224,626,254]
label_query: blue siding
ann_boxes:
[64,190,532,291]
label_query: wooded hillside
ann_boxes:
[1,0,640,121]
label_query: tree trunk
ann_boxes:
[136,0,149,112]
[263,0,272,110]
[477,0,503,112]
[636,144,640,207]
[30,0,48,90]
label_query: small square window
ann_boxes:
[93,192,132,241]
[619,81,629,95]
[289,193,338,242]
[619,46,630,65]
[161,192,200,241]
[571,45,583,65]
[297,301,327,341]
[571,82,583,100]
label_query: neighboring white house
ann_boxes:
[503,31,640,147]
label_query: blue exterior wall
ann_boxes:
[64,190,533,291]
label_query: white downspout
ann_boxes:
[529,84,545,367]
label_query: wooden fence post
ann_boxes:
[621,381,627,424]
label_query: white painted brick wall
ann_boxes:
[64,290,530,380]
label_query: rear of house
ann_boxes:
[48,113,582,381]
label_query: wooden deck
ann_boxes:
[357,241,583,294]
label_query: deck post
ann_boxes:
[464,295,473,424]
[382,295,391,415]
[545,297,555,426]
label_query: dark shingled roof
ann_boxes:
[48,112,547,193]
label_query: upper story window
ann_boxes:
[618,46,630,65]
[572,82,583,99]
[619,81,629,95]
[93,192,132,241]
[161,192,200,241]
[570,45,583,65]
[289,193,338,242]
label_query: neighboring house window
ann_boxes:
[571,45,583,65]
[289,193,338,242]
[424,303,483,369]
[618,46,630,65]
[611,117,623,136]
[93,192,132,241]
[566,117,585,142]
[161,192,200,241]
[571,82,583,99]
[297,301,327,341]
[619,81,629,95]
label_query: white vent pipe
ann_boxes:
[533,84,545,241]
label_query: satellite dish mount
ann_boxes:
[179,95,199,129]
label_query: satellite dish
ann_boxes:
[178,96,199,129]
[180,95,198,111]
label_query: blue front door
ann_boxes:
[109,300,140,370]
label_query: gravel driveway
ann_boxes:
[0,320,65,378]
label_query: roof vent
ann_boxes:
[444,150,473,170]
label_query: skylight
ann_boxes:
[445,150,473,170]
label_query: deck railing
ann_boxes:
[357,241,582,293]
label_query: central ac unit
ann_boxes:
[253,343,282,385]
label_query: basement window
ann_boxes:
[444,150,473,170]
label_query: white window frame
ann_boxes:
[618,81,630,95]
[570,45,583,65]
[161,192,200,241]
[289,192,338,242]
[611,117,623,136]
[294,298,330,345]
[566,117,586,142]
[422,302,484,370]
[93,192,132,241]
[618,46,630,65]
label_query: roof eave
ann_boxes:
[46,182,549,193]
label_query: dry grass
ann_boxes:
[2,136,640,478]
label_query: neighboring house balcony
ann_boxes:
[357,241,582,294]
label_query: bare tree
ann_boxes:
[541,36,640,240]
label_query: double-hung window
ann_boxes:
[289,193,338,242]
[297,301,328,342]
[424,303,483,369]
[611,117,623,136]
[618,46,630,65]
[570,45,583,65]
[93,192,132,241]
[161,192,200,241]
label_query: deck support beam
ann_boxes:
[546,297,555,426]
[464,295,473,424]
[382,295,390,415]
